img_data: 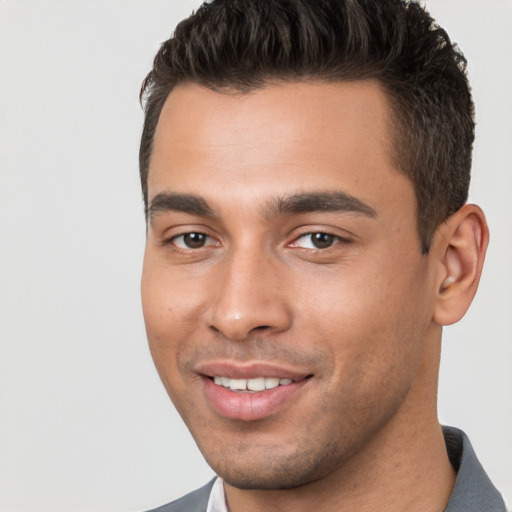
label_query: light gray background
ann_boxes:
[0,1,510,511]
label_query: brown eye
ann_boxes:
[310,233,336,249]
[172,232,212,249]
[293,232,339,250]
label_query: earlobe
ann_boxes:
[432,204,489,326]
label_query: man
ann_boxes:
[139,0,506,510]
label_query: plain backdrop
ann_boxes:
[0,1,510,511]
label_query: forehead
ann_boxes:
[149,80,413,219]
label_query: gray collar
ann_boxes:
[443,426,506,511]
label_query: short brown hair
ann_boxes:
[140,0,474,253]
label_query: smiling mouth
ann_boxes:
[203,372,313,420]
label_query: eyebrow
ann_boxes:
[147,190,377,223]
[263,191,377,220]
[148,192,215,222]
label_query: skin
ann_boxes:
[141,81,488,511]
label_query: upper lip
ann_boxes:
[196,361,311,381]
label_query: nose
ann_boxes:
[205,247,292,341]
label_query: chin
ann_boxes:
[205,440,347,491]
[219,466,319,491]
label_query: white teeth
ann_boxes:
[265,377,280,389]
[213,376,295,391]
[229,379,247,390]
[247,377,266,391]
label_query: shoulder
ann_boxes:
[145,479,216,512]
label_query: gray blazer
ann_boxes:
[146,480,214,512]
[146,427,507,512]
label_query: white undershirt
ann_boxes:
[206,477,229,512]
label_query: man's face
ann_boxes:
[142,81,439,489]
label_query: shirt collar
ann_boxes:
[443,426,506,511]
[206,476,228,512]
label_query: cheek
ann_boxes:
[141,261,185,375]
[141,277,195,414]
[141,259,215,402]
[142,257,201,342]
[296,254,429,388]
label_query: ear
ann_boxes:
[432,204,489,326]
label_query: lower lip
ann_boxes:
[202,377,309,421]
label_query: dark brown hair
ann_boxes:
[140,0,474,253]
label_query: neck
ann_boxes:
[224,326,456,512]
